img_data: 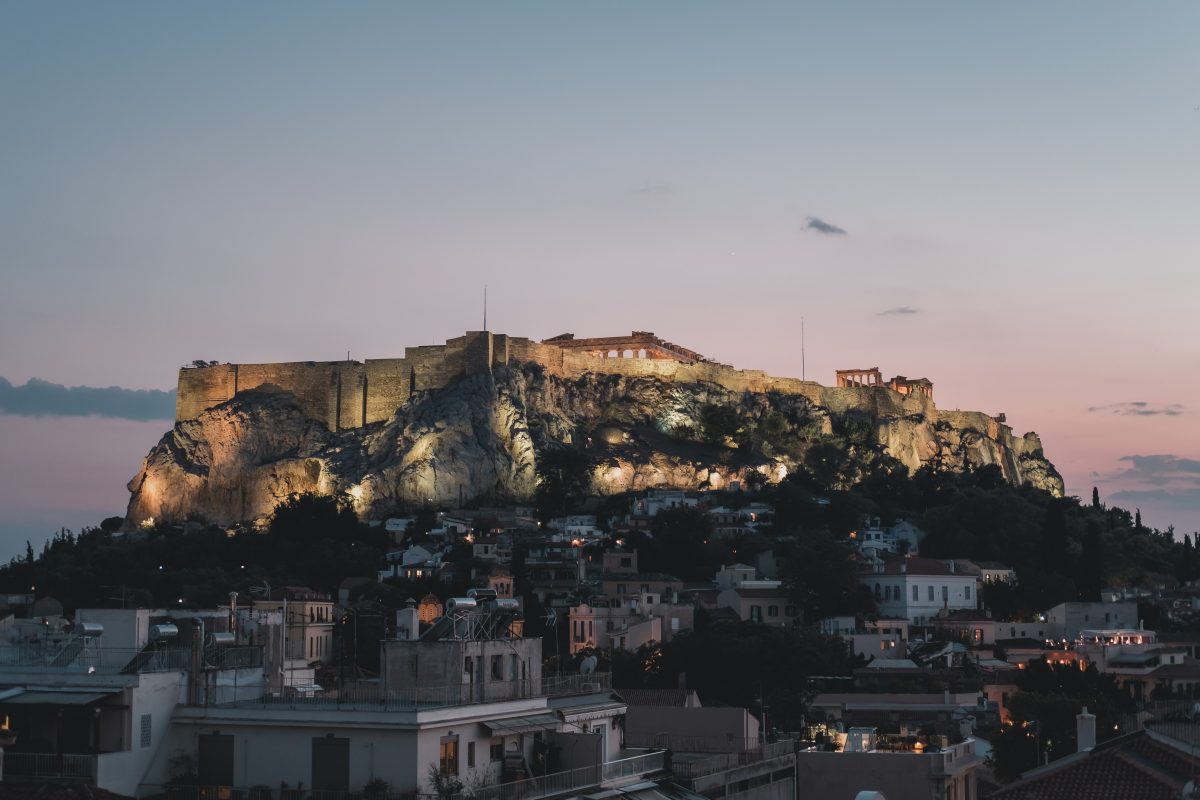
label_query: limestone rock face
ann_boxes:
[125,365,1063,527]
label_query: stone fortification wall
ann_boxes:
[176,364,238,421]
[176,331,947,430]
[177,332,507,429]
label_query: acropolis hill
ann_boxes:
[127,330,1063,527]
[175,330,933,430]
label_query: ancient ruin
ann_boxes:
[836,367,933,400]
[177,330,939,430]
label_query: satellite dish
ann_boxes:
[580,655,598,675]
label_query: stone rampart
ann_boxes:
[175,331,952,430]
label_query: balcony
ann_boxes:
[209,673,613,713]
[138,750,666,800]
[0,645,262,674]
[4,752,97,782]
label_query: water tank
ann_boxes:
[77,622,104,637]
[494,598,520,612]
[149,624,178,641]
[445,597,477,614]
[467,588,497,603]
[207,632,236,646]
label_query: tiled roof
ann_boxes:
[730,587,790,599]
[615,688,695,707]
[990,731,1200,800]
[1151,662,1200,679]
[864,557,970,576]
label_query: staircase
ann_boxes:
[49,639,84,668]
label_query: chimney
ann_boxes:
[1076,706,1096,752]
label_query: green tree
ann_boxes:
[1076,524,1104,601]
[782,537,874,623]
[269,493,359,544]
[534,447,593,521]
[990,660,1132,782]
[650,623,856,730]
[699,403,741,445]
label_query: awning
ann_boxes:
[558,702,626,722]
[2,690,118,706]
[483,713,560,735]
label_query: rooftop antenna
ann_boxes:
[483,284,488,331]
[801,316,806,381]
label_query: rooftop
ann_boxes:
[990,730,1199,800]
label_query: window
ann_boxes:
[671,617,680,631]
[646,595,656,604]
[617,584,627,594]
[942,586,948,602]
[467,741,476,768]
[785,605,796,616]
[620,557,632,568]
[928,586,935,601]
[893,586,901,601]
[768,605,779,617]
[640,584,650,593]
[439,736,459,775]
[965,585,972,600]
[491,655,503,680]
[140,714,152,748]
[913,585,919,601]
[490,739,504,761]
[750,605,763,622]
[875,583,882,601]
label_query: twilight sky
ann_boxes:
[2,2,1198,559]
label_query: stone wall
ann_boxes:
[176,330,945,430]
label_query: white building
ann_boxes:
[0,609,264,797]
[715,563,757,591]
[851,518,924,558]
[859,558,978,626]
[164,596,665,796]
[631,490,699,519]
[1045,601,1139,640]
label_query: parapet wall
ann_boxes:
[176,331,938,429]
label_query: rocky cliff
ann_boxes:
[125,363,1063,527]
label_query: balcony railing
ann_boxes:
[668,741,796,779]
[466,751,665,800]
[0,644,262,674]
[4,752,97,782]
[210,673,613,713]
[138,751,666,800]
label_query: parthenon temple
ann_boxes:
[836,367,934,399]
[542,331,707,363]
